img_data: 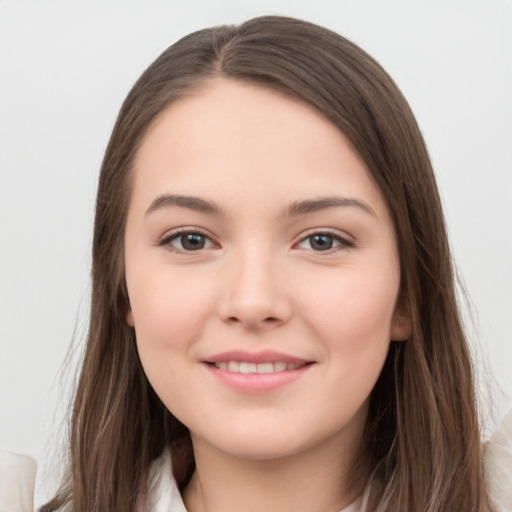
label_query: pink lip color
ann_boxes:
[203,350,313,393]
[206,350,309,365]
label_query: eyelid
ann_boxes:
[156,226,354,253]
[293,228,355,251]
[157,226,218,252]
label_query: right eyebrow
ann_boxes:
[284,196,376,218]
[145,194,225,217]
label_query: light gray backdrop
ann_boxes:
[1,0,511,505]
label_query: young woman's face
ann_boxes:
[125,79,410,461]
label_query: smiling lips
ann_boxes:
[214,361,306,373]
[205,351,313,392]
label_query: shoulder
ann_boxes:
[0,449,37,512]
[484,409,512,511]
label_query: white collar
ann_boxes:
[142,410,512,511]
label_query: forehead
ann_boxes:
[131,78,389,220]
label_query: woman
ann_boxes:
[34,15,509,512]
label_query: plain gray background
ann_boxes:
[1,0,511,505]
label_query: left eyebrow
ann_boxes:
[145,194,225,216]
[284,196,376,217]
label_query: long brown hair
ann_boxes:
[42,16,494,512]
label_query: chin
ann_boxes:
[220,442,308,462]
[191,425,340,463]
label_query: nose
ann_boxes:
[218,248,292,331]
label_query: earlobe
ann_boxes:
[127,310,135,327]
[390,312,412,341]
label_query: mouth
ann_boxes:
[203,351,314,392]
[209,361,309,373]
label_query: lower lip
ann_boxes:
[204,363,312,392]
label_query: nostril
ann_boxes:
[225,315,281,328]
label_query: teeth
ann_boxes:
[256,363,274,373]
[274,362,287,372]
[239,362,257,373]
[227,361,239,372]
[214,361,304,373]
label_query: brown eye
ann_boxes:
[296,232,353,252]
[309,234,335,251]
[164,231,215,251]
[180,233,206,250]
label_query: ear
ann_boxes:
[390,305,412,341]
[127,310,135,327]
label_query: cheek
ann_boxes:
[303,268,397,405]
[293,261,399,402]
[127,266,214,365]
[298,266,399,342]
[128,268,216,417]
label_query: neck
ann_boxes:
[182,433,369,512]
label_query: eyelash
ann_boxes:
[294,230,354,253]
[159,228,217,253]
[158,228,354,254]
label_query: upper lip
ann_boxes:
[204,350,311,365]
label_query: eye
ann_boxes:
[296,232,353,252]
[161,230,215,252]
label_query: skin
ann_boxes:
[124,78,411,512]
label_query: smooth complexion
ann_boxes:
[124,79,411,512]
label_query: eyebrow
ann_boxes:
[145,194,225,216]
[285,196,376,217]
[145,193,376,218]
